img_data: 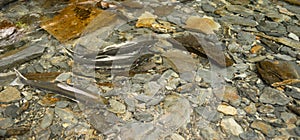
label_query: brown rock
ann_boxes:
[256,60,300,85]
[250,45,264,54]
[40,4,104,42]
[135,12,157,28]
[173,32,234,67]
[185,16,220,34]
[244,102,257,115]
[217,104,237,115]
[215,86,241,107]
[251,121,275,137]
[0,87,21,103]
[284,0,300,6]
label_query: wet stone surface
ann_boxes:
[0,0,300,139]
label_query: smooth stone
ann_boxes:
[217,104,237,115]
[40,108,54,129]
[0,86,21,103]
[259,87,291,105]
[55,72,72,82]
[251,121,275,137]
[220,117,244,136]
[288,32,299,41]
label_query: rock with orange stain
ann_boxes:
[250,45,264,54]
[251,121,275,137]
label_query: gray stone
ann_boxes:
[226,5,253,17]
[50,124,63,136]
[55,72,72,83]
[240,130,259,140]
[274,54,296,61]
[55,101,70,108]
[201,3,216,13]
[55,107,78,125]
[237,32,256,45]
[33,63,44,73]
[0,86,21,103]
[220,117,244,136]
[4,105,19,118]
[199,126,222,140]
[0,117,13,129]
[180,71,196,83]
[132,74,153,84]
[287,25,300,37]
[108,99,126,114]
[259,87,291,105]
[281,112,297,124]
[143,81,161,97]
[0,44,46,71]
[40,108,54,129]
[221,16,258,27]
[134,112,153,122]
[194,106,221,122]
[177,83,195,93]
[257,21,287,36]
[285,86,300,100]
